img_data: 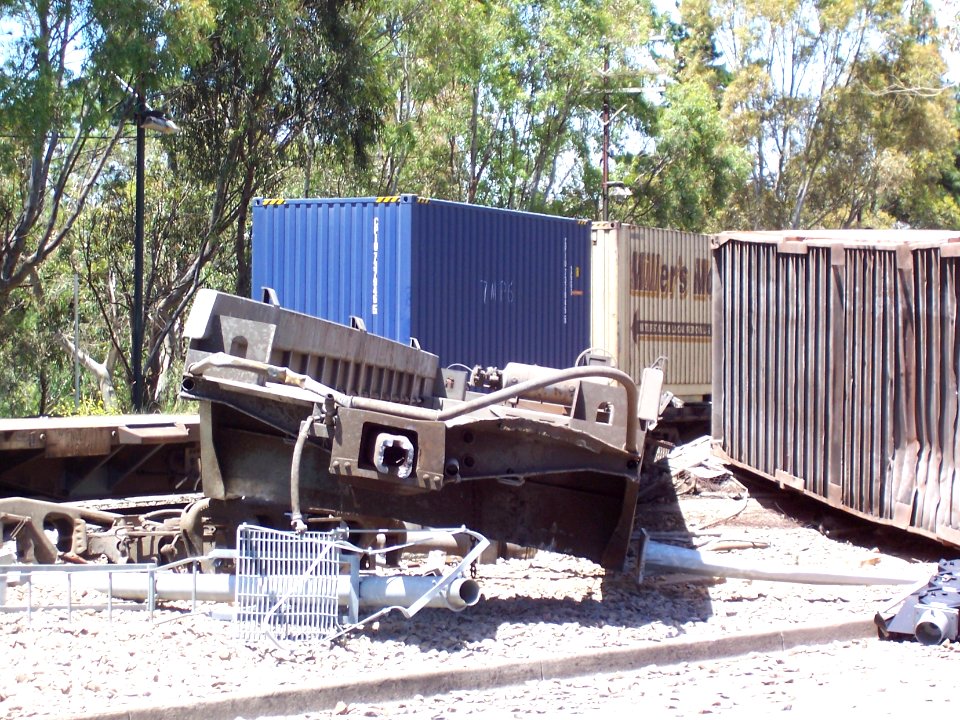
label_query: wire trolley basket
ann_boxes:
[235,524,345,644]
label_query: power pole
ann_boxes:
[601,47,610,222]
[133,91,146,412]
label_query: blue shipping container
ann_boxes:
[251,195,590,370]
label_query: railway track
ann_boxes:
[1,477,947,720]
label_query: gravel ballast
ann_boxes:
[0,486,948,720]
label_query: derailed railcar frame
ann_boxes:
[180,290,652,570]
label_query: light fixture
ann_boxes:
[139,111,179,135]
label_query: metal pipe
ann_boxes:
[498,363,579,405]
[189,354,357,400]
[643,541,923,586]
[355,575,480,610]
[402,531,475,557]
[399,531,535,562]
[187,354,641,454]
[96,572,481,611]
[179,498,210,558]
[915,608,952,645]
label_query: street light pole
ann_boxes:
[122,82,178,413]
[132,94,146,412]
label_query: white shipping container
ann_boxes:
[590,223,712,399]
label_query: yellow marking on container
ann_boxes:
[416,197,431,204]
[262,198,286,205]
[375,196,401,203]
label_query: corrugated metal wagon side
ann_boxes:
[591,223,712,399]
[712,229,960,546]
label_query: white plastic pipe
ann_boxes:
[96,572,480,611]
[643,540,924,586]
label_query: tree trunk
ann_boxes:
[57,333,118,412]
[234,163,256,298]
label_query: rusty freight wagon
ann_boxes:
[712,229,960,545]
[591,223,712,434]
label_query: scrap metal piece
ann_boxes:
[640,539,923,586]
[373,433,415,479]
[877,559,960,644]
[0,497,194,566]
[97,525,488,646]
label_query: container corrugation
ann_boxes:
[252,196,590,371]
[252,197,413,342]
[591,223,712,398]
[712,229,960,546]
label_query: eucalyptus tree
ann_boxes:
[0,0,213,310]
[613,77,748,231]
[82,0,383,410]
[71,148,227,411]
[302,0,661,216]
[0,0,213,415]
[472,0,626,211]
[69,0,385,411]
[171,0,384,300]
[709,0,958,229]
[0,0,384,413]
[593,0,747,231]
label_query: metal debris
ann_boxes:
[877,559,960,645]
[655,436,738,495]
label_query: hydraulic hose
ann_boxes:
[290,413,321,534]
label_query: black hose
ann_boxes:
[290,414,320,533]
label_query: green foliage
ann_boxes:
[303,0,656,216]
[172,0,385,296]
[0,270,78,417]
[1,0,959,418]
[49,395,110,418]
[0,0,385,415]
[936,98,960,223]
[73,137,239,413]
[619,77,749,230]
[87,0,214,88]
[0,0,215,310]
[711,0,958,229]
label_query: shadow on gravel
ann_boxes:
[623,472,715,625]
[365,582,716,653]
[362,473,716,652]
[732,469,950,564]
[361,460,956,655]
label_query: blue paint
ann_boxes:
[252,195,590,370]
